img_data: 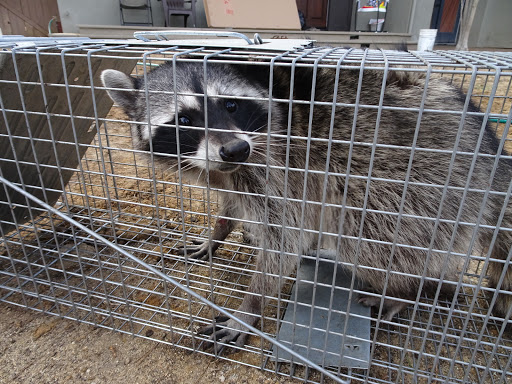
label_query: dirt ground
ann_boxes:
[0,303,298,384]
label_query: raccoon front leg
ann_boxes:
[199,248,297,353]
[177,217,235,260]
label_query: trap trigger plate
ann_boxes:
[272,257,371,369]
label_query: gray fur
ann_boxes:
[102,61,512,347]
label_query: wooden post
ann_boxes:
[456,0,480,51]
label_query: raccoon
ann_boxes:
[101,57,512,349]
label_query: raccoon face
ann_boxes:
[101,63,271,174]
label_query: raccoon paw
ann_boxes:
[176,240,215,261]
[358,294,409,322]
[241,225,257,245]
[198,316,251,355]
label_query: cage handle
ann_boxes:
[133,30,255,45]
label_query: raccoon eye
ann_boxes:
[225,100,237,113]
[178,115,192,126]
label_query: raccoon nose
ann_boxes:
[219,139,250,163]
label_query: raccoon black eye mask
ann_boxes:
[102,61,512,352]
[101,63,268,173]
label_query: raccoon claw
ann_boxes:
[357,295,382,308]
[198,316,230,335]
[176,240,215,260]
[198,316,249,355]
[241,228,257,245]
[358,294,409,322]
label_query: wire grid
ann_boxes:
[0,40,511,384]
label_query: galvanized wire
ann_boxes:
[0,41,511,383]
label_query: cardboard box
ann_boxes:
[204,0,301,30]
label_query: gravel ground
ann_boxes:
[0,304,298,384]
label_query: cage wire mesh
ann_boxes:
[0,36,511,384]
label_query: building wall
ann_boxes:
[56,0,510,48]
[382,0,511,48]
[380,0,413,33]
[351,0,435,42]
[57,0,208,34]
[468,0,512,48]
[408,0,436,42]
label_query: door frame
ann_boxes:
[431,0,461,44]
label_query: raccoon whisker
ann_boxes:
[270,135,300,142]
[175,163,189,173]
[180,163,197,173]
[250,149,271,158]
[271,138,304,146]
[249,131,294,142]
[250,148,282,161]
[178,157,201,172]
[244,110,262,132]
[257,141,301,147]
[252,141,301,150]
[263,131,289,138]
[250,134,288,142]
[249,155,285,168]
[162,157,197,173]
[250,145,280,154]
[250,151,272,159]
[163,164,179,174]
[250,123,270,134]
[164,159,193,174]
[185,136,201,144]
[169,166,186,176]
[195,168,205,184]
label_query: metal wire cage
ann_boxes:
[0,35,511,384]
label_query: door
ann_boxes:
[0,0,61,37]
[296,0,329,29]
[431,0,461,44]
[328,0,353,31]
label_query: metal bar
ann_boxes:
[133,30,254,45]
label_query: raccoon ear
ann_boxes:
[101,69,138,111]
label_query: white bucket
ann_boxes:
[417,29,438,51]
[369,18,385,32]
